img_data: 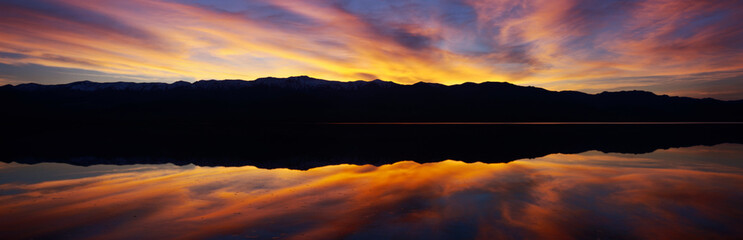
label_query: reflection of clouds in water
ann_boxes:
[1,145,743,239]
[537,143,743,172]
[0,162,193,184]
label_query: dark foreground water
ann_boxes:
[1,143,743,239]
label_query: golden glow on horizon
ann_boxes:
[0,0,742,98]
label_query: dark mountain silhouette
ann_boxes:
[2,76,743,168]
[2,75,742,124]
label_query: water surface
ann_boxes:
[2,144,743,239]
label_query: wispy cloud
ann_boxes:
[0,0,742,98]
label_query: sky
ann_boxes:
[1,0,742,99]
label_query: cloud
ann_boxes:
[0,63,191,84]
[535,69,743,100]
[0,0,741,98]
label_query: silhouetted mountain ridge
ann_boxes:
[2,75,742,123]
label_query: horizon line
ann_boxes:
[5,76,740,101]
[328,122,743,125]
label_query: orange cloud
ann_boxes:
[0,0,742,98]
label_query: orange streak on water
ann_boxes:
[1,146,742,239]
[328,122,743,125]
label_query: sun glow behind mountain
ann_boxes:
[1,0,743,99]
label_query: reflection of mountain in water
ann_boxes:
[3,76,743,168]
[3,146,743,239]
[4,124,742,169]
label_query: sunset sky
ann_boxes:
[1,0,742,99]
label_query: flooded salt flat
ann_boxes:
[1,144,742,239]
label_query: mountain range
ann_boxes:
[2,75,743,124]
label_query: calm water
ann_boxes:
[2,144,743,239]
